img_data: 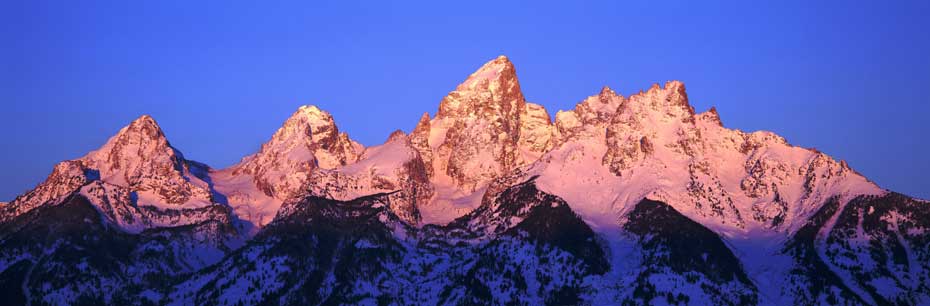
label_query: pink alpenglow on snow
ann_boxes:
[1,56,925,306]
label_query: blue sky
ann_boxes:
[2,0,928,200]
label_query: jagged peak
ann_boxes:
[553,86,625,133]
[56,114,218,207]
[467,55,513,80]
[436,56,526,120]
[664,80,686,92]
[413,112,431,132]
[232,105,362,198]
[119,114,167,142]
[588,85,624,106]
[287,105,335,127]
[452,55,519,93]
[85,114,179,164]
[294,104,326,117]
[386,129,407,143]
[642,80,686,94]
[698,106,723,126]
[234,104,343,169]
[621,80,694,118]
[132,114,156,124]
[599,85,618,99]
[271,104,342,145]
[648,83,661,92]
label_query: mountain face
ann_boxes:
[1,56,927,306]
[0,116,241,305]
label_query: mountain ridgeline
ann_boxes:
[1,56,927,306]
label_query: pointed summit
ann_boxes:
[409,112,434,178]
[74,115,213,206]
[130,114,157,126]
[599,85,617,98]
[278,105,339,145]
[233,105,361,199]
[455,55,515,91]
[85,114,182,172]
[116,115,169,146]
[252,104,361,169]
[297,104,323,113]
[622,80,694,119]
[698,106,723,126]
[554,85,626,143]
[2,114,215,214]
[386,129,407,143]
[413,112,431,134]
[293,104,329,121]
[437,56,524,119]
[426,56,535,191]
[664,80,688,101]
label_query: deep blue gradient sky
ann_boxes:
[2,0,928,201]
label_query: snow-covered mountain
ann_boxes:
[1,56,927,306]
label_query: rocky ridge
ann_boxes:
[0,56,926,305]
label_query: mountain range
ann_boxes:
[1,56,927,306]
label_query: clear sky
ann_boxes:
[2,0,928,201]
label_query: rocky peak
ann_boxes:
[602,81,701,175]
[412,112,431,133]
[637,80,694,118]
[437,55,524,120]
[79,115,212,206]
[454,55,518,92]
[270,105,339,153]
[127,115,165,139]
[4,115,215,220]
[85,115,183,171]
[428,56,531,191]
[590,80,883,231]
[2,160,92,220]
[518,102,555,156]
[599,85,618,99]
[386,129,407,143]
[233,105,361,200]
[555,85,626,142]
[409,112,434,178]
[248,105,360,169]
[697,107,723,126]
[602,80,697,139]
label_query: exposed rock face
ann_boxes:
[0,160,90,221]
[81,115,214,206]
[420,56,555,192]
[555,85,625,142]
[232,105,362,201]
[433,56,525,191]
[518,102,555,158]
[409,112,434,177]
[602,81,694,176]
